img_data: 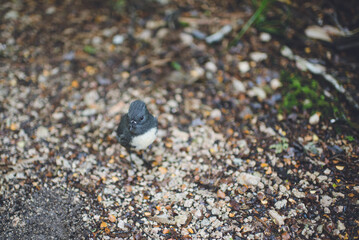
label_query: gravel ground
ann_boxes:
[1,0,359,239]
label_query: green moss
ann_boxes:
[279,71,344,118]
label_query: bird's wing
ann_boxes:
[116,114,131,148]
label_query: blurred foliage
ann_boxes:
[83,45,96,55]
[230,0,291,47]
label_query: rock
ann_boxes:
[117,220,125,229]
[259,32,271,42]
[306,26,330,42]
[249,52,268,62]
[292,188,306,198]
[184,199,193,208]
[211,208,220,215]
[205,25,232,44]
[248,86,267,101]
[5,10,19,20]
[320,195,333,207]
[191,29,207,40]
[210,109,222,119]
[270,78,282,90]
[309,112,320,125]
[36,126,49,139]
[205,62,217,72]
[232,78,246,93]
[45,6,56,15]
[52,112,64,120]
[174,213,189,226]
[238,61,250,73]
[268,209,285,226]
[171,128,189,142]
[317,175,328,183]
[238,173,261,186]
[84,90,99,106]
[337,220,345,231]
[82,108,97,116]
[275,199,287,209]
[180,33,193,45]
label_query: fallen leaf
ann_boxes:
[100,222,107,228]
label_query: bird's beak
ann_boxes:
[130,120,137,132]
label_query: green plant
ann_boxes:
[279,71,343,118]
[270,137,289,154]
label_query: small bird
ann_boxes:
[116,100,158,161]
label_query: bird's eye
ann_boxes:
[140,116,144,121]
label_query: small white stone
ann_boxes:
[249,52,268,62]
[45,6,56,14]
[320,195,333,207]
[317,175,328,183]
[259,32,271,42]
[238,61,250,73]
[210,109,222,119]
[275,199,287,209]
[52,112,64,120]
[232,79,246,93]
[292,188,306,198]
[270,78,282,90]
[113,34,125,45]
[268,210,285,226]
[205,62,217,72]
[337,220,346,231]
[84,90,99,106]
[211,208,220,215]
[180,33,193,45]
[248,87,267,101]
[238,173,261,186]
[118,220,125,229]
[184,199,193,208]
[36,126,49,139]
[309,112,320,125]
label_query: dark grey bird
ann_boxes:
[116,100,158,161]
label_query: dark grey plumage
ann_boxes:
[116,100,158,151]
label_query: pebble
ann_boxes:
[238,61,250,73]
[5,10,19,20]
[292,188,306,198]
[52,112,64,120]
[210,109,222,119]
[320,195,333,207]
[180,32,193,45]
[249,52,268,62]
[248,86,267,100]
[268,209,285,226]
[259,32,271,42]
[317,175,328,183]
[270,78,282,90]
[82,108,97,116]
[205,62,217,72]
[238,173,261,186]
[309,112,320,125]
[36,126,49,139]
[206,25,232,44]
[45,6,56,15]
[275,199,287,209]
[201,218,210,227]
[84,90,99,106]
[232,78,246,93]
[112,34,125,45]
[211,208,220,215]
[184,199,193,208]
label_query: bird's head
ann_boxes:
[128,100,149,134]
